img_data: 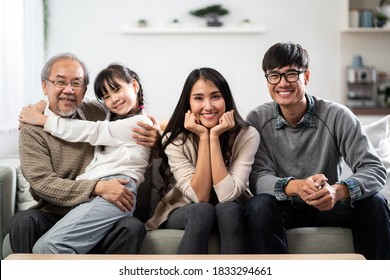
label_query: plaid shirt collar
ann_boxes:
[275,93,316,129]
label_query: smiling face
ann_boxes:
[266,65,310,113]
[189,78,226,128]
[102,78,139,116]
[43,59,86,117]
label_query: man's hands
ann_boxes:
[94,179,134,212]
[290,174,328,200]
[132,115,162,148]
[305,182,350,211]
[305,182,336,211]
[285,174,350,211]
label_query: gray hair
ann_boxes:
[40,53,89,86]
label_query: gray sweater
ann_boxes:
[246,94,386,202]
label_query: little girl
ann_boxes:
[19,64,152,254]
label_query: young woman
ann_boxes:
[19,64,153,254]
[145,67,260,254]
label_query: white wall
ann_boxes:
[46,0,345,121]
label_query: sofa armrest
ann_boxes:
[0,154,21,258]
[0,165,17,258]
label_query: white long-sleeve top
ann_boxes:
[44,114,152,184]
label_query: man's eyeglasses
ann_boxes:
[45,79,84,90]
[265,70,306,85]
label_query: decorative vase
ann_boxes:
[206,15,223,27]
[376,19,387,27]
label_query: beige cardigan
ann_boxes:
[145,126,260,230]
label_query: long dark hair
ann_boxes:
[94,64,144,120]
[159,67,247,195]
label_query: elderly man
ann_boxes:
[10,53,161,254]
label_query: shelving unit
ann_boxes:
[341,27,390,33]
[341,0,390,116]
[120,24,266,35]
[351,107,390,115]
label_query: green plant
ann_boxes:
[190,4,229,26]
[43,0,49,51]
[190,4,229,18]
[375,11,388,27]
[376,12,388,21]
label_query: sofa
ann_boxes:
[1,115,389,259]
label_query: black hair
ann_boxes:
[94,64,144,120]
[262,42,309,72]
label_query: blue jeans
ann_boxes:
[244,193,390,260]
[33,175,137,254]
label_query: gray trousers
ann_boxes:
[33,175,137,254]
[165,201,248,254]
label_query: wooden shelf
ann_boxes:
[350,107,390,115]
[120,24,266,35]
[341,27,390,33]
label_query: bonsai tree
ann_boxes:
[190,4,229,27]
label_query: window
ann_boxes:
[0,0,44,131]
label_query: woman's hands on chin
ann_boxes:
[184,110,208,136]
[210,110,235,137]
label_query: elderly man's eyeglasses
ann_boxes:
[265,70,306,85]
[45,79,84,90]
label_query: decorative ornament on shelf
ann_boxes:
[240,18,251,27]
[378,0,390,27]
[170,18,180,27]
[190,4,229,27]
[137,19,148,27]
[375,12,388,27]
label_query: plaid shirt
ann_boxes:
[275,93,316,130]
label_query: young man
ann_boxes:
[244,42,390,260]
[10,53,161,254]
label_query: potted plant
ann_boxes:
[378,0,390,27]
[190,4,229,27]
[375,12,388,27]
